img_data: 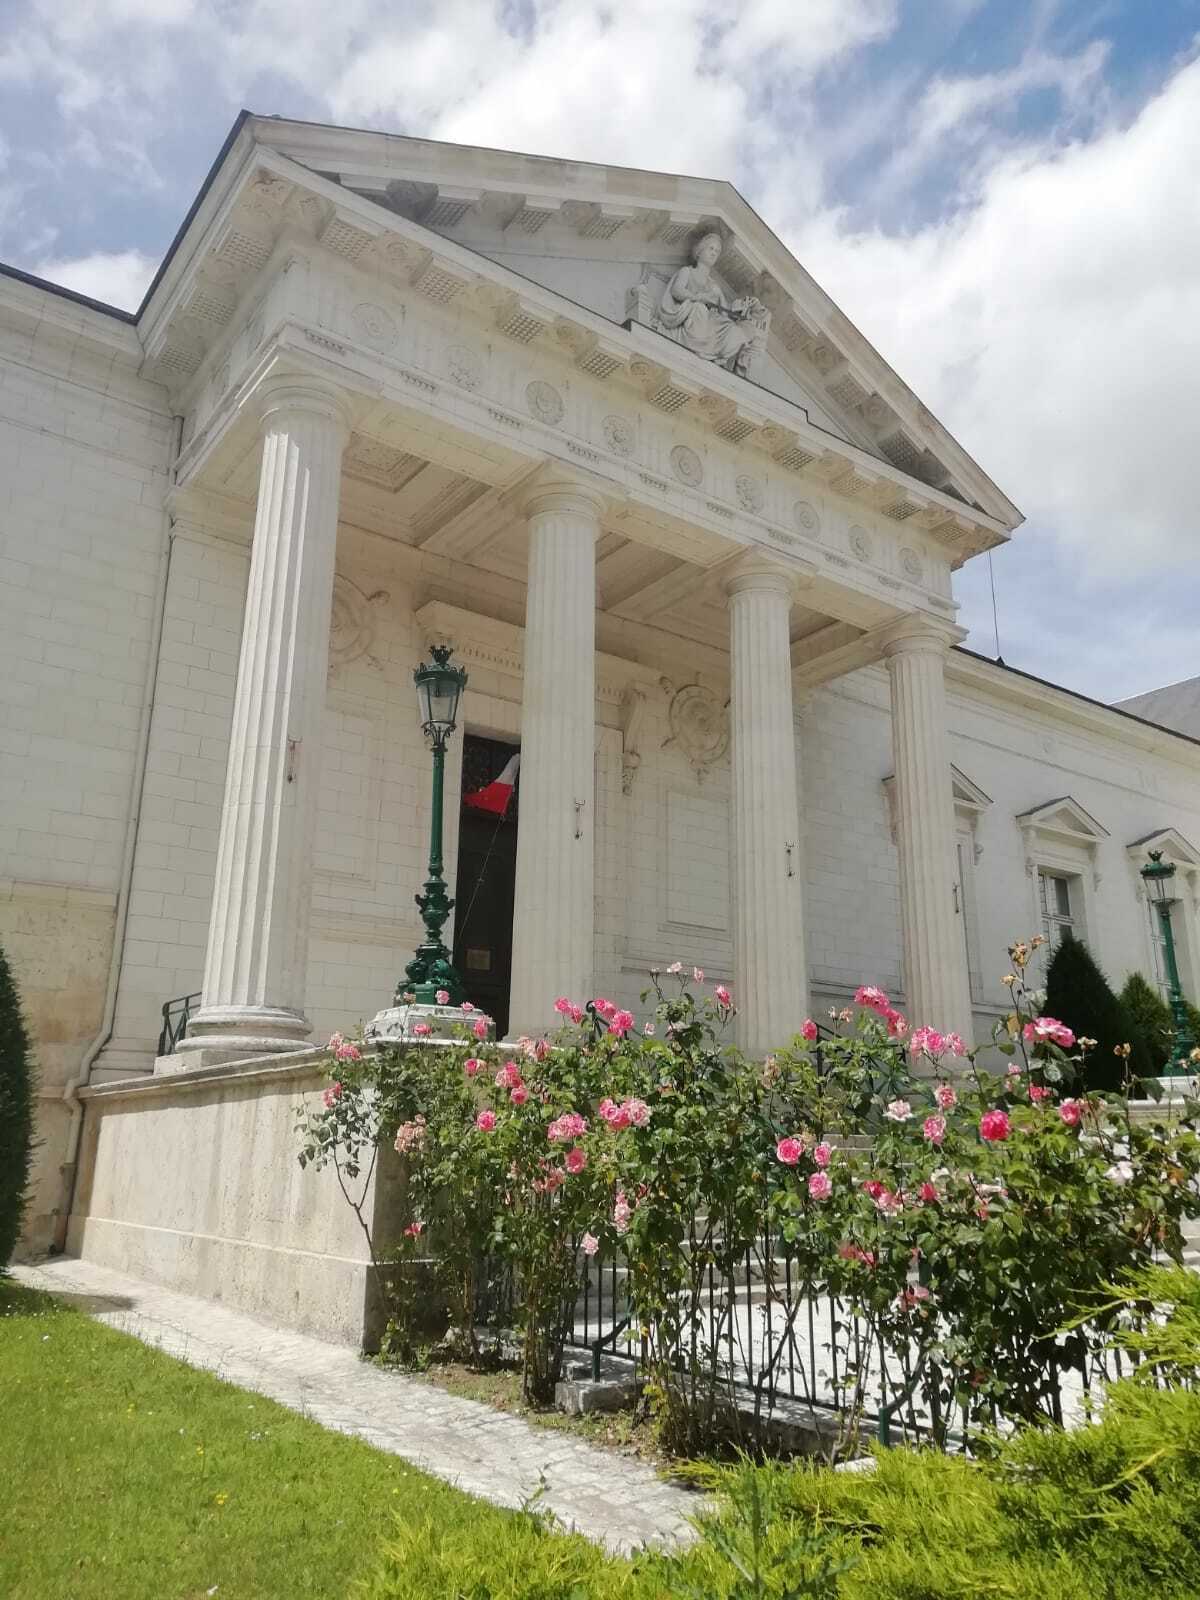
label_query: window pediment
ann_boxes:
[1017,796,1108,850]
[1126,826,1200,871]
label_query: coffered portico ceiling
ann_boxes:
[140,113,1022,666]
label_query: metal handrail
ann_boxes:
[158,991,201,1056]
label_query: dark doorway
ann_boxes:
[452,734,520,1036]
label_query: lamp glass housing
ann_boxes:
[1141,850,1177,906]
[414,645,466,740]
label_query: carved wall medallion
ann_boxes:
[900,547,923,579]
[602,414,635,457]
[662,679,729,782]
[669,445,703,488]
[329,576,389,675]
[525,380,564,426]
[735,475,764,514]
[849,525,873,562]
[793,500,820,535]
[446,344,482,390]
[351,302,399,351]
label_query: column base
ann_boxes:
[175,1004,314,1065]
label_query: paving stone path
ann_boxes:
[13,1257,699,1554]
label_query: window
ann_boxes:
[1039,869,1079,953]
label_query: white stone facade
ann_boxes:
[3,114,1200,1285]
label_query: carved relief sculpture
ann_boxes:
[661,676,730,782]
[655,232,770,379]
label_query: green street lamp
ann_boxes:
[1140,850,1196,1076]
[400,644,468,1008]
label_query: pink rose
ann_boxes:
[1023,1016,1076,1049]
[622,1097,650,1128]
[473,1017,489,1040]
[714,985,732,1008]
[1059,1098,1083,1128]
[464,1056,481,1077]
[609,1009,636,1037]
[327,1032,344,1051]
[553,997,575,1016]
[693,967,705,983]
[918,1181,939,1203]
[922,1114,946,1146]
[475,1110,497,1132]
[666,962,683,975]
[581,1232,600,1257]
[565,1146,587,1174]
[322,1082,343,1109]
[979,1109,1011,1143]
[548,1112,588,1142]
[808,1171,833,1201]
[510,1085,529,1106]
[945,1033,968,1057]
[854,985,890,1013]
[1028,1084,1053,1103]
[910,1026,947,1060]
[884,1008,909,1039]
[885,1099,913,1123]
[934,1083,957,1111]
[461,1001,475,1012]
[613,1189,633,1235]
[643,1022,655,1036]
[813,1142,832,1168]
[800,1018,819,1042]
[403,1220,423,1238]
[593,997,618,1021]
[412,1021,432,1037]
[775,1136,804,1166]
[335,1041,361,1063]
[394,1116,426,1154]
[435,989,450,1006]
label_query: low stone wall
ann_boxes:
[67,1050,403,1347]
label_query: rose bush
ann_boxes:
[298,936,1200,1451]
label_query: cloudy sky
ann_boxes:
[2,0,1197,705]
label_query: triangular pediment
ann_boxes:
[1127,827,1200,869]
[1017,796,1109,845]
[199,114,1019,527]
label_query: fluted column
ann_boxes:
[507,473,603,1036]
[727,556,807,1056]
[882,616,973,1044]
[180,375,350,1060]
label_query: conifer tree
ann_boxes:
[1045,937,1152,1093]
[0,944,35,1269]
[1120,972,1173,1074]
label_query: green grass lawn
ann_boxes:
[0,1276,628,1600]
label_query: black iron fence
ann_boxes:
[158,991,201,1056]
[565,1235,1144,1451]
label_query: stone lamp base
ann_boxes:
[364,1003,491,1045]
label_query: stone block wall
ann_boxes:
[0,277,173,1251]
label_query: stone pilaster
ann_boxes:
[179,375,351,1061]
[726,556,808,1056]
[882,616,973,1043]
[507,473,603,1036]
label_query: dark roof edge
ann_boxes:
[133,109,252,319]
[0,260,136,323]
[953,647,1200,754]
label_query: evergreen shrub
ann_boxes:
[1045,936,1152,1090]
[1121,971,1174,1072]
[0,943,35,1268]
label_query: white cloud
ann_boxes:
[32,249,158,310]
[788,50,1200,582]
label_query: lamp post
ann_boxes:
[1140,850,1196,1076]
[400,644,468,1007]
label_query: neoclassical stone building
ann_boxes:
[4,114,1199,1333]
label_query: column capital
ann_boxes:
[250,372,355,439]
[518,465,609,522]
[877,612,967,660]
[723,550,817,602]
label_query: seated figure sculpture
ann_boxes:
[655,231,770,378]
